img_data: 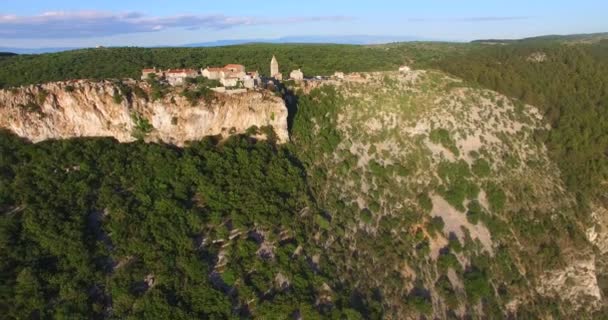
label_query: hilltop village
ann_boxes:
[141,55,412,94]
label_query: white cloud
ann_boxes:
[0,11,353,39]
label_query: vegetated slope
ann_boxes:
[472,32,608,45]
[0,44,407,88]
[290,71,599,318]
[0,78,289,145]
[433,40,608,204]
[0,133,380,319]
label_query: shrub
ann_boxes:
[472,158,491,177]
[132,85,148,101]
[112,91,123,104]
[428,216,445,236]
[437,252,461,272]
[36,90,49,105]
[466,201,483,225]
[131,112,154,140]
[464,268,491,303]
[485,183,506,212]
[360,209,373,224]
[417,193,433,212]
[430,128,459,156]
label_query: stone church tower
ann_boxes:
[270,55,281,80]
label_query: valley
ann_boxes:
[1,34,608,319]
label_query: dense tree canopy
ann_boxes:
[433,40,608,204]
[0,44,408,88]
[0,131,372,319]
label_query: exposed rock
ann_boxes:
[0,79,289,146]
[274,272,291,291]
[538,258,602,310]
[587,204,608,254]
[257,241,275,260]
[527,52,548,63]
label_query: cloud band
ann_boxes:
[0,11,353,39]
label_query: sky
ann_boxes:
[0,0,606,48]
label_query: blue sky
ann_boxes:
[1,0,606,47]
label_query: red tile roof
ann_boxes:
[142,68,156,73]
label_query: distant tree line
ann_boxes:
[0,44,408,88]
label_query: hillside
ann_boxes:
[290,71,600,318]
[472,32,608,44]
[1,37,608,318]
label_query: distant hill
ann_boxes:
[0,52,17,57]
[472,32,608,44]
[0,47,77,54]
[0,35,431,54]
[184,35,430,47]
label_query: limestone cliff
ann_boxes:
[0,80,289,146]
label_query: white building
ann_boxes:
[201,67,225,80]
[165,69,199,86]
[220,77,239,87]
[290,69,304,81]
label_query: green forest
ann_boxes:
[0,132,376,319]
[0,44,407,88]
[433,40,608,206]
[1,37,608,318]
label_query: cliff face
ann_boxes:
[0,80,289,146]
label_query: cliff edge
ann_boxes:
[0,79,289,145]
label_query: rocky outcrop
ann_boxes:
[0,79,289,146]
[538,258,602,310]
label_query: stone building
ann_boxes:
[270,55,282,80]
[201,67,225,80]
[290,69,304,81]
[201,64,250,87]
[165,69,199,86]
[224,64,246,73]
[220,77,239,87]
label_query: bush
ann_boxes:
[466,200,483,225]
[131,112,154,139]
[36,90,49,105]
[485,183,506,212]
[112,91,123,104]
[472,158,491,177]
[182,86,215,106]
[429,128,459,156]
[464,268,491,303]
[360,209,373,224]
[417,193,433,212]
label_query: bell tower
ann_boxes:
[270,55,280,79]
